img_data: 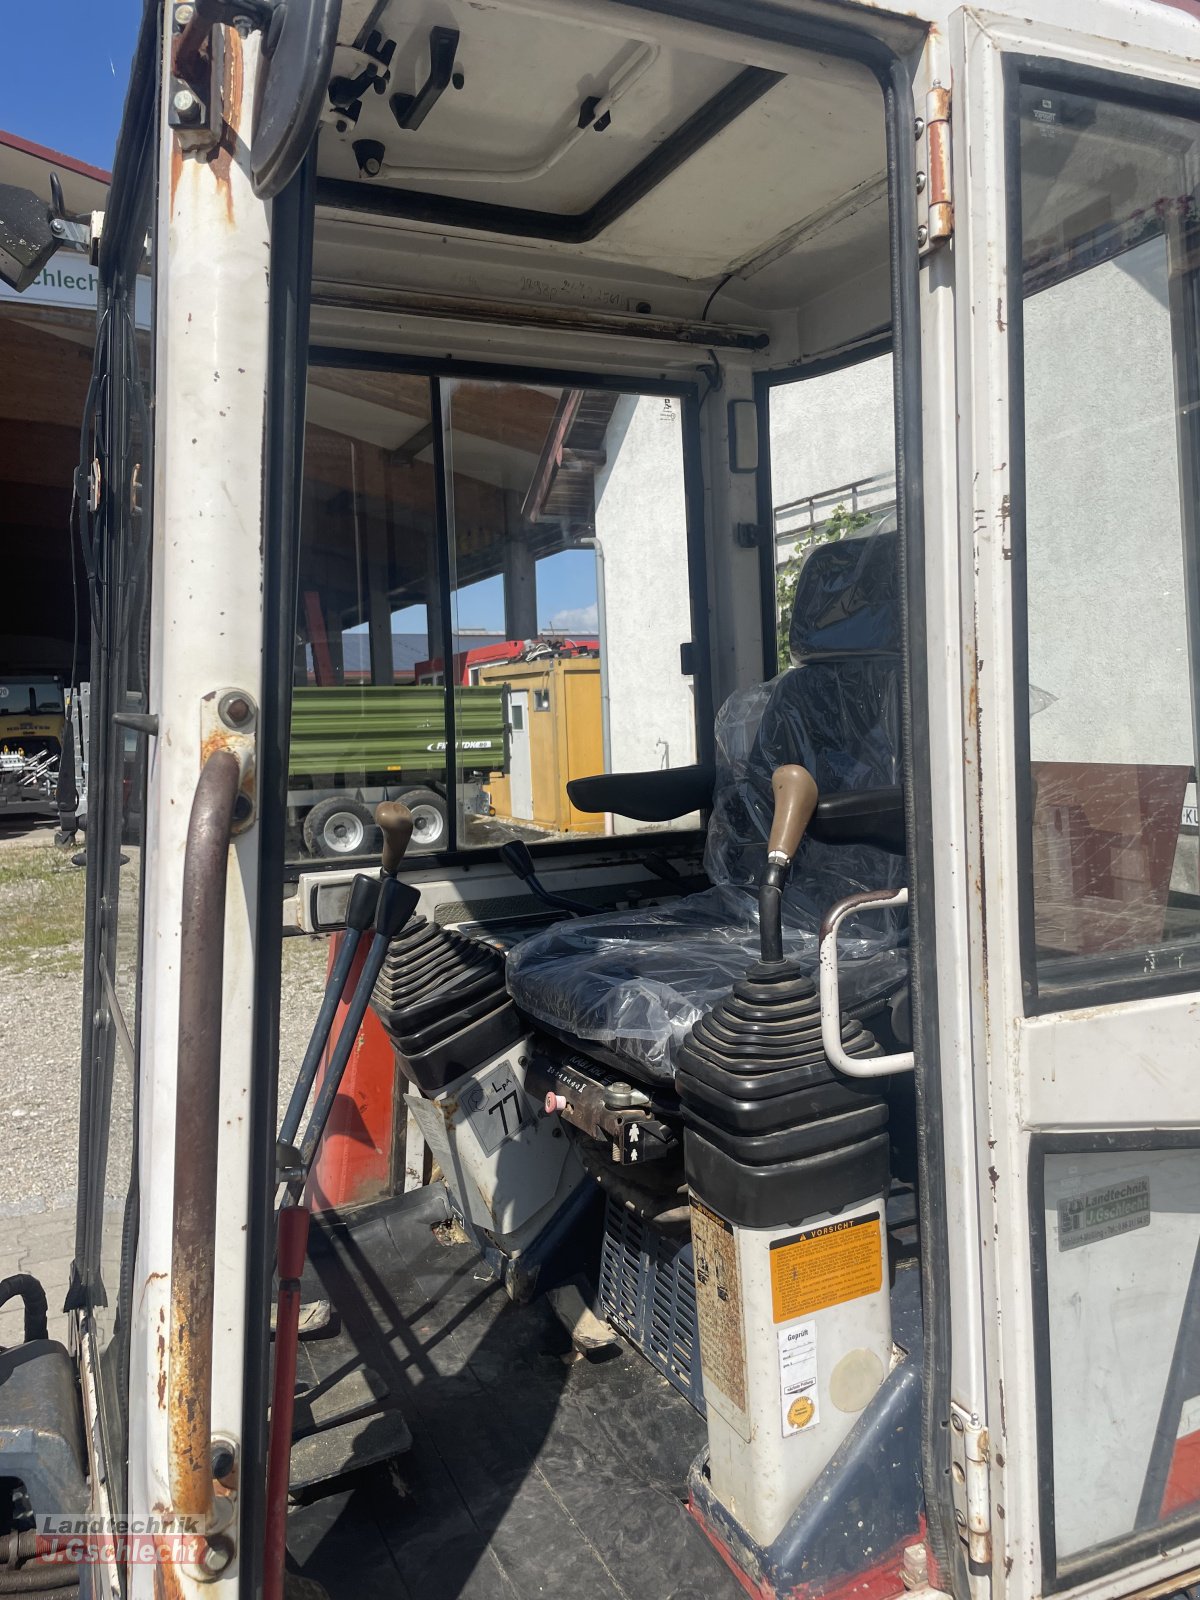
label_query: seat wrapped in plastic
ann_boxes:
[505,528,908,1082]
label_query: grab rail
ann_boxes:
[168,748,241,1517]
[818,886,915,1078]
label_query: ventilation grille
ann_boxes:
[598,1196,705,1415]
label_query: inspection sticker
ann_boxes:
[459,1064,531,1156]
[1057,1176,1150,1251]
[769,1214,882,1323]
[779,1321,820,1436]
[690,1199,747,1411]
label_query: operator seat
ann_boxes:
[505,529,909,1083]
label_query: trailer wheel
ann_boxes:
[395,787,448,851]
[303,797,381,858]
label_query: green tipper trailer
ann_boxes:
[287,684,508,855]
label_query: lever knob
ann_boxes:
[375,801,414,877]
[767,764,819,864]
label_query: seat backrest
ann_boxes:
[703,525,907,943]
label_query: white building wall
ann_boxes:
[768,354,894,543]
[594,393,697,831]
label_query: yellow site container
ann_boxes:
[479,657,604,835]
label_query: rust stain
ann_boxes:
[209,28,244,225]
[153,1554,185,1600]
[170,140,184,209]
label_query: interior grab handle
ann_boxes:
[168,747,241,1518]
[818,886,914,1078]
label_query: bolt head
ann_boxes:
[199,1534,234,1577]
[222,695,252,727]
[50,218,67,236]
[175,1,195,23]
[173,87,200,120]
[917,224,930,247]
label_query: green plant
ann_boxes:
[774,503,873,671]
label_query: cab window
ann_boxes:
[290,364,705,861]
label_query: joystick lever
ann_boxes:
[760,764,819,964]
[376,800,415,878]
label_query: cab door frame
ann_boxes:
[950,10,1200,1600]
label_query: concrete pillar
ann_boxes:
[361,445,394,685]
[503,536,538,641]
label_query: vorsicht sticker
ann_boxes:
[1057,1176,1150,1251]
[769,1214,882,1323]
[779,1321,819,1436]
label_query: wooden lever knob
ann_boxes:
[767,765,819,863]
[375,801,414,877]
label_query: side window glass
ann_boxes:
[294,373,703,860]
[294,370,441,860]
[768,353,896,670]
[1013,79,1200,1005]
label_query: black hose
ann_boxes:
[0,1276,49,1344]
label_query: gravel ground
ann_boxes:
[0,820,329,1343]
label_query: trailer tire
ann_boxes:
[303,797,381,859]
[394,787,448,851]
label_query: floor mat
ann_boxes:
[285,1195,740,1600]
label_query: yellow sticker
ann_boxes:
[787,1395,816,1430]
[769,1214,882,1323]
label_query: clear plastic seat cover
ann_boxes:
[505,529,909,1081]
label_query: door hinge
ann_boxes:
[950,1402,991,1563]
[917,85,953,252]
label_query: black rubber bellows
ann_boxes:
[675,961,890,1229]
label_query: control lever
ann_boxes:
[759,764,819,963]
[499,837,593,917]
[279,802,418,1204]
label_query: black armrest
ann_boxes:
[809,787,906,854]
[566,764,715,823]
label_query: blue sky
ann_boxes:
[1,2,143,169]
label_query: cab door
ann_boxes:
[952,10,1200,1599]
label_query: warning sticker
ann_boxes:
[690,1199,747,1412]
[769,1214,882,1324]
[1057,1176,1150,1251]
[779,1321,820,1436]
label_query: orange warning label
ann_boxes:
[769,1214,882,1323]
